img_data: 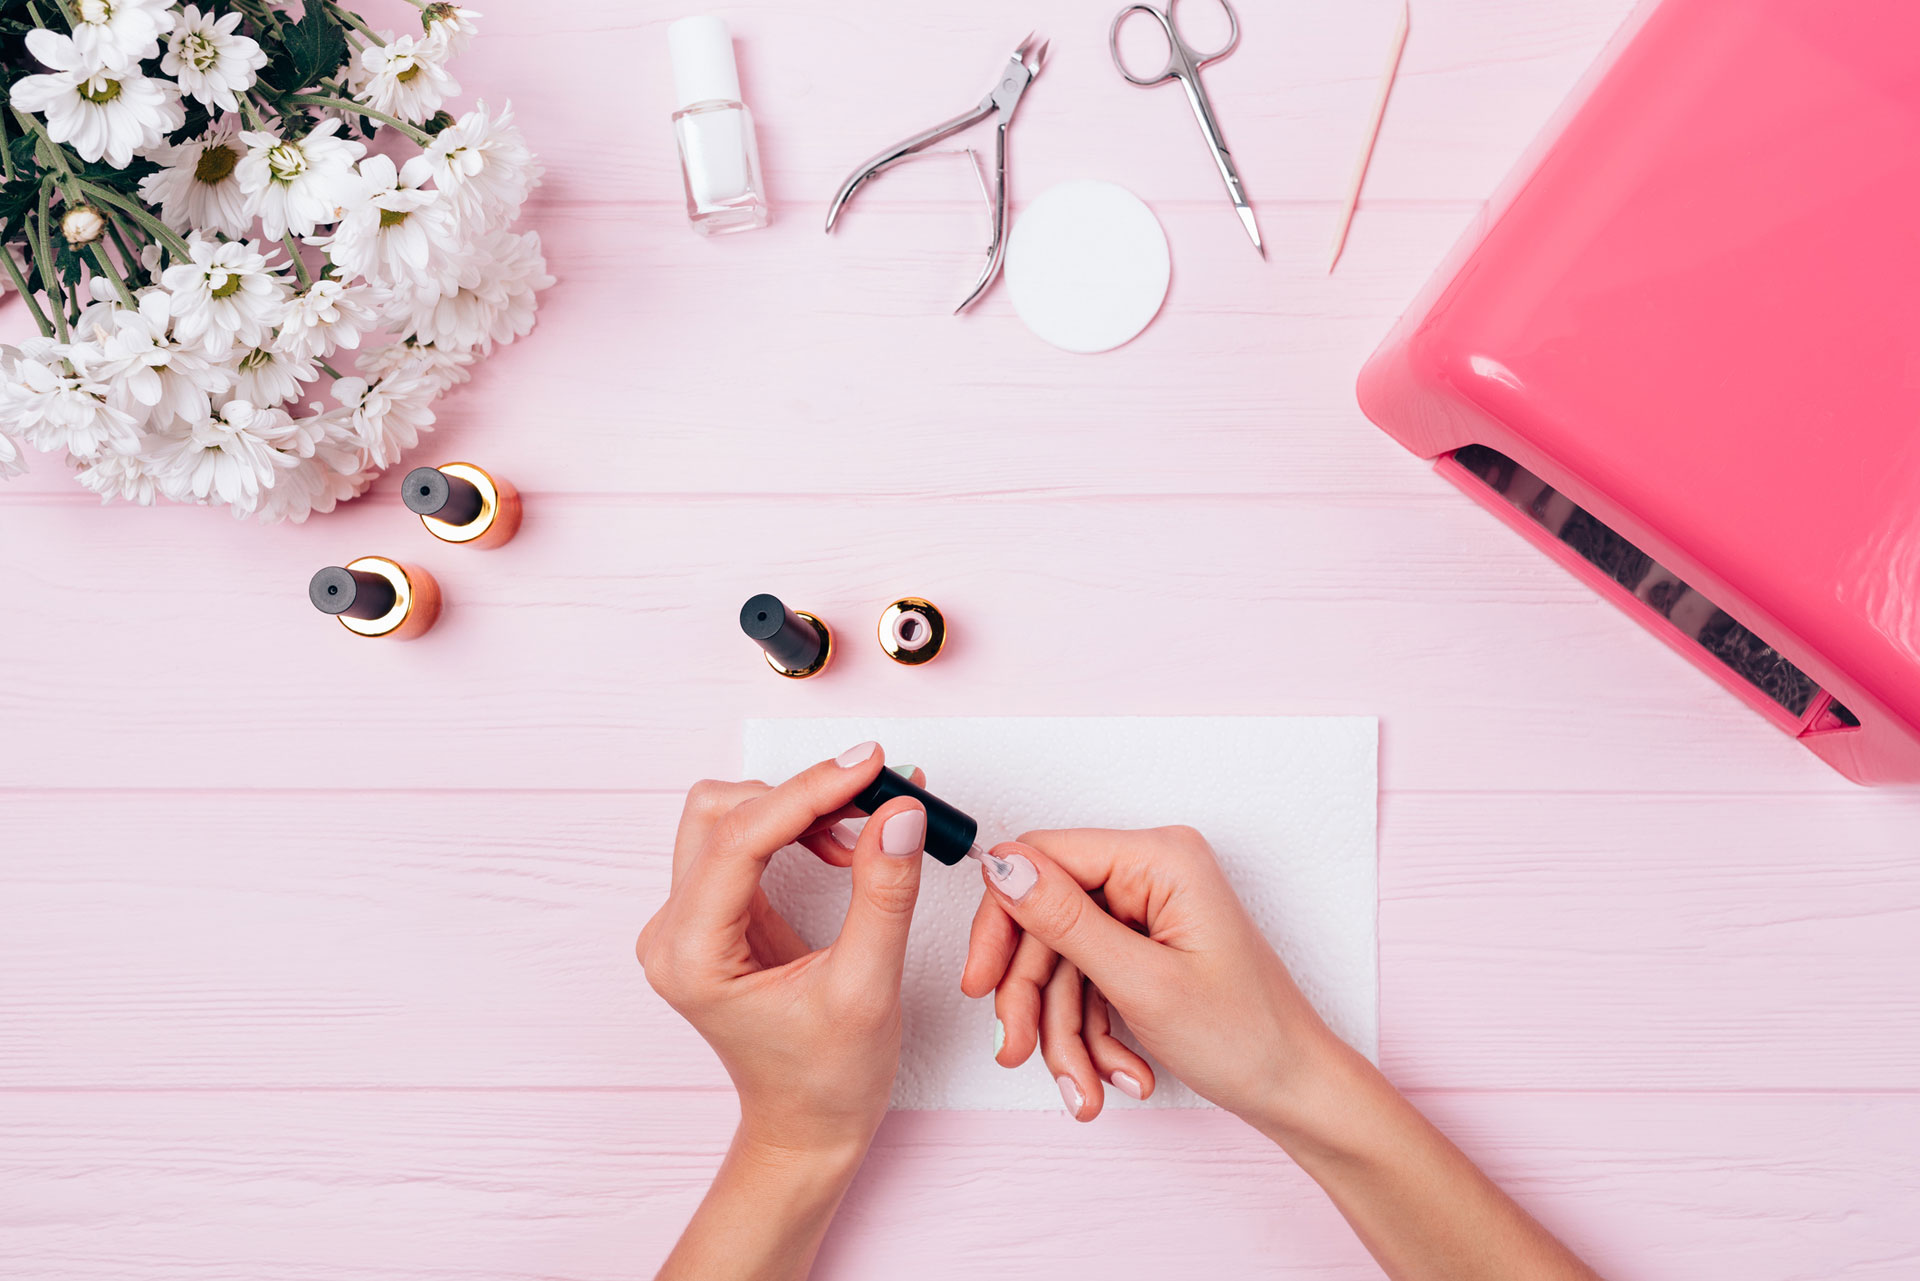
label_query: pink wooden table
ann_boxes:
[6,1,1920,1276]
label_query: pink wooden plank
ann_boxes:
[2,1089,1915,1280]
[0,202,1484,499]
[422,0,1638,207]
[0,496,1858,794]
[4,790,1916,1090]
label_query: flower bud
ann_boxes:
[425,110,457,136]
[61,204,108,248]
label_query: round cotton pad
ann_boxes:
[1005,180,1171,354]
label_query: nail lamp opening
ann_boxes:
[1358,0,1920,784]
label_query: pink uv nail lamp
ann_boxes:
[1358,0,1920,784]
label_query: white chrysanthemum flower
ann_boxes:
[160,235,291,358]
[245,413,375,523]
[357,339,474,392]
[236,117,366,240]
[322,154,460,291]
[229,344,319,408]
[330,362,439,468]
[9,30,186,168]
[138,118,253,237]
[145,398,297,510]
[0,364,27,474]
[421,3,482,56]
[422,100,542,225]
[354,32,460,124]
[69,0,177,70]
[74,447,162,504]
[0,338,142,460]
[84,290,233,428]
[403,229,552,356]
[275,279,375,361]
[162,5,268,114]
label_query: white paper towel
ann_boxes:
[747,717,1378,1110]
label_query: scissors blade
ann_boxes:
[1175,69,1264,257]
[1237,202,1264,256]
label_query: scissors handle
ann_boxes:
[1109,0,1241,86]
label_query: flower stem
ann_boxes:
[327,1,387,46]
[30,187,68,342]
[88,244,137,307]
[320,359,347,380]
[0,244,54,337]
[283,234,313,288]
[288,95,432,145]
[50,0,78,26]
[0,110,15,185]
[104,213,143,280]
[78,182,192,260]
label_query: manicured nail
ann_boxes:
[831,821,861,850]
[1057,1074,1083,1115]
[890,764,916,780]
[1111,1071,1144,1101]
[836,741,878,767]
[880,806,926,857]
[992,1018,1006,1058]
[985,850,1038,902]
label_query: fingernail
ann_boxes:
[985,851,1038,902]
[890,764,916,780]
[835,741,878,767]
[1111,1071,1144,1101]
[831,821,861,850]
[1057,1074,1083,1115]
[992,1018,1006,1058]
[880,807,926,857]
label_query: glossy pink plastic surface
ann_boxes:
[1358,0,1920,784]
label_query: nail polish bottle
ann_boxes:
[404,463,521,549]
[878,597,947,665]
[740,593,832,678]
[669,15,770,236]
[310,558,441,640]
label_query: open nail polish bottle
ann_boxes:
[740,593,832,678]
[404,463,521,549]
[310,558,441,640]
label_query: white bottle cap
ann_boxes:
[669,16,743,110]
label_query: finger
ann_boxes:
[1084,985,1154,1102]
[745,887,810,968]
[962,892,1019,998]
[992,930,1056,1067]
[978,840,1166,998]
[672,780,767,885]
[800,825,859,869]
[678,744,887,930]
[799,769,925,870]
[828,796,925,988]
[1040,959,1101,1121]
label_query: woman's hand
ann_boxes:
[961,826,1342,1129]
[638,743,928,1160]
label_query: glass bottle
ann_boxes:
[669,16,770,236]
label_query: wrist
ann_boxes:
[733,1122,873,1190]
[1238,1026,1385,1161]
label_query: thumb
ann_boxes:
[979,841,1162,998]
[830,798,926,986]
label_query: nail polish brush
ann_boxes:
[850,766,1008,871]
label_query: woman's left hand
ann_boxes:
[637,743,928,1161]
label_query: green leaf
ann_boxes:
[284,2,348,92]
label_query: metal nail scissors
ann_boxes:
[825,35,1050,313]
[1110,0,1262,255]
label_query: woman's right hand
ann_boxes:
[961,826,1351,1129]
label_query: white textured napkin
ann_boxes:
[747,717,1379,1110]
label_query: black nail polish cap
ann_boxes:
[310,566,397,620]
[740,593,826,671]
[852,767,978,866]
[404,466,486,527]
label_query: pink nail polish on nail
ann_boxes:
[1111,1071,1144,1100]
[987,851,1039,902]
[880,807,926,857]
[1057,1074,1083,1115]
[835,741,878,767]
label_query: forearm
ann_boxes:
[656,1129,868,1281]
[1251,1038,1600,1281]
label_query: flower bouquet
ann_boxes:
[0,0,550,521]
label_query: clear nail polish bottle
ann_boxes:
[668,16,770,236]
